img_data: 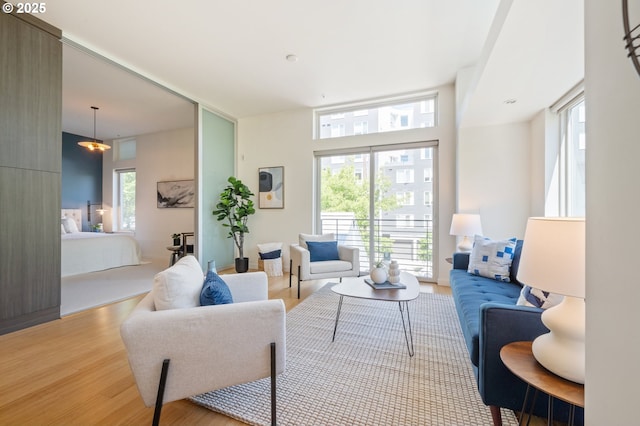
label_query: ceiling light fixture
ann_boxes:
[78,106,111,152]
[286,54,298,62]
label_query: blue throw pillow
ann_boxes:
[306,240,340,262]
[200,271,233,305]
[259,249,282,260]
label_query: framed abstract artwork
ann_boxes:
[157,179,195,208]
[258,166,284,209]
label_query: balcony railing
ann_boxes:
[321,215,435,280]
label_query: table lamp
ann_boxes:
[449,213,482,252]
[516,217,585,384]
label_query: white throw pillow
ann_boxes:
[61,217,79,233]
[517,285,564,309]
[153,255,204,310]
[467,235,517,282]
[298,233,335,250]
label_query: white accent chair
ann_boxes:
[120,256,286,425]
[289,233,360,299]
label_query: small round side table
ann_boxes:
[500,341,584,426]
[166,245,182,266]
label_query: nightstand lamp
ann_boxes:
[517,217,585,384]
[449,213,482,252]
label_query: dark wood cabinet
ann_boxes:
[0,9,62,334]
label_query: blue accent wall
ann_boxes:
[61,132,103,231]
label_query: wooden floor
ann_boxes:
[0,272,550,425]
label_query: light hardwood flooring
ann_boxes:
[0,271,552,425]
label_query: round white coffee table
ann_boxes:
[331,271,420,356]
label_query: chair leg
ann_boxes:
[270,342,277,426]
[289,259,292,288]
[297,265,301,299]
[152,359,170,426]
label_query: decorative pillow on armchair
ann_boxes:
[200,270,234,305]
[153,255,204,310]
[298,233,335,250]
[306,240,340,262]
[467,236,518,282]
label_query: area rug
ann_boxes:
[190,283,517,425]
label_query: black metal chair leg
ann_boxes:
[152,359,170,426]
[270,342,277,426]
[289,259,292,287]
[297,265,301,299]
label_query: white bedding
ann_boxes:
[61,232,142,277]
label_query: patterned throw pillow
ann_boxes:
[517,285,564,309]
[467,236,517,282]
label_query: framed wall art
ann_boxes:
[258,166,284,209]
[157,179,195,208]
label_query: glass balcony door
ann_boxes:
[317,143,437,281]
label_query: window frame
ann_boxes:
[314,92,438,140]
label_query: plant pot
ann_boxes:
[370,267,388,284]
[173,238,181,246]
[235,257,249,273]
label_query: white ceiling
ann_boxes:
[30,0,583,139]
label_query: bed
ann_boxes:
[61,209,142,277]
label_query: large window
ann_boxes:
[316,142,437,281]
[559,96,586,216]
[115,169,136,231]
[316,93,437,140]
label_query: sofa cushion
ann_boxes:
[299,233,335,250]
[307,240,340,262]
[468,236,518,282]
[517,285,564,309]
[450,270,522,366]
[309,260,353,274]
[153,255,204,310]
[200,270,234,305]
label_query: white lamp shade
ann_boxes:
[449,213,483,237]
[516,217,585,298]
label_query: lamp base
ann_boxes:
[457,236,473,252]
[532,296,585,384]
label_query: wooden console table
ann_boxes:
[500,341,584,426]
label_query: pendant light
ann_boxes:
[78,106,111,152]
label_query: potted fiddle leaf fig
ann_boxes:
[212,176,256,273]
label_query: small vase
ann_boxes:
[207,260,217,274]
[370,267,388,284]
[388,260,401,284]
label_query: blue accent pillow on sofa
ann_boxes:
[200,271,233,305]
[307,240,340,262]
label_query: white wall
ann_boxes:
[585,1,640,423]
[103,127,195,261]
[237,84,458,285]
[457,122,531,239]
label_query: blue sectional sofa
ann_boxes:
[449,241,583,426]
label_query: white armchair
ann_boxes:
[120,257,285,426]
[289,233,360,299]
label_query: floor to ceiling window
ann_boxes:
[560,97,586,217]
[316,142,437,281]
[115,168,136,231]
